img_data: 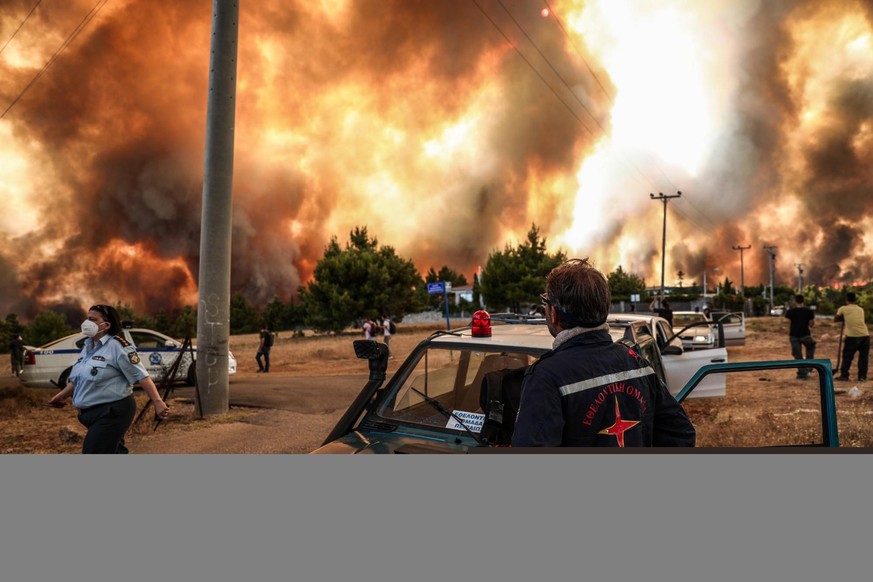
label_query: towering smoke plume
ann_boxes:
[2,0,873,319]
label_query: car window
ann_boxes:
[128,332,165,349]
[378,347,533,431]
[654,322,671,347]
[636,337,668,387]
[673,313,708,328]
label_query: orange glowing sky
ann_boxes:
[3,0,873,317]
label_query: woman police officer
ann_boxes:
[48,304,170,453]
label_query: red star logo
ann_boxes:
[598,396,640,447]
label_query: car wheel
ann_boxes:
[186,364,196,387]
[58,367,72,388]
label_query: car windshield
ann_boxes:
[376,346,536,433]
[673,313,709,328]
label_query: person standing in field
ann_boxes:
[834,292,869,382]
[649,296,674,327]
[257,323,273,373]
[9,335,25,377]
[381,314,394,358]
[784,294,816,380]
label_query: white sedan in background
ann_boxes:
[608,313,728,398]
[707,311,746,346]
[672,311,718,350]
[19,326,237,389]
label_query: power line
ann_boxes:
[473,0,667,194]
[1,0,111,121]
[478,0,723,242]
[0,0,42,58]
[497,0,610,137]
[542,0,615,104]
[540,0,695,198]
[470,0,599,137]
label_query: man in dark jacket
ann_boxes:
[785,294,816,379]
[512,258,696,448]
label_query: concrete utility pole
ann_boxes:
[196,1,240,417]
[764,246,778,314]
[796,263,805,292]
[650,191,682,302]
[732,244,751,293]
[702,266,719,300]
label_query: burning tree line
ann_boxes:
[7,225,873,348]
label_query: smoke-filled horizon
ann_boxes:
[2,0,873,319]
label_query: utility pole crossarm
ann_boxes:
[650,191,682,302]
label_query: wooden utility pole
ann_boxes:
[650,191,682,302]
[196,1,240,417]
[732,244,751,293]
[796,263,805,292]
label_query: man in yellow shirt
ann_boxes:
[834,292,869,382]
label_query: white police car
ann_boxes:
[19,326,237,388]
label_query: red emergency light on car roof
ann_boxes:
[471,310,492,337]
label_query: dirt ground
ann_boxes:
[2,317,871,453]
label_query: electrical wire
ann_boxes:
[470,0,599,138]
[0,0,42,58]
[1,0,112,121]
[472,0,663,194]
[539,0,725,228]
[476,0,731,279]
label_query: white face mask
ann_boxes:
[81,320,102,337]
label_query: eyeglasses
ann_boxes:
[539,293,553,307]
[91,305,111,319]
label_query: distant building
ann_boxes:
[451,285,482,307]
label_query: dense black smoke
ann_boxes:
[0,0,609,317]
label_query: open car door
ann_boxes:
[675,359,839,447]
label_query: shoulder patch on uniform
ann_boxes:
[113,334,131,347]
[128,351,141,365]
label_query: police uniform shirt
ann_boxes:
[70,334,149,409]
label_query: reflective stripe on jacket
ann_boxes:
[511,329,696,447]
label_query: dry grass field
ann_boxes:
[2,317,872,453]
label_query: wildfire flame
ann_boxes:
[2,0,873,318]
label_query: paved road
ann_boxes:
[171,373,372,413]
[2,372,372,413]
[3,372,374,454]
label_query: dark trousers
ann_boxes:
[257,348,270,372]
[840,335,870,380]
[789,335,816,378]
[77,395,136,454]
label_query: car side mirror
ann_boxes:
[353,339,390,382]
[661,345,683,356]
[164,340,177,348]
